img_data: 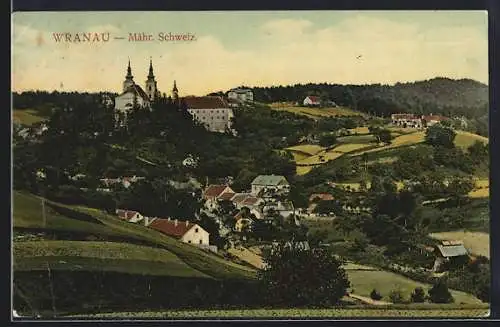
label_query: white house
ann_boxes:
[422,114,449,127]
[303,96,321,106]
[149,218,210,247]
[116,209,144,223]
[184,96,235,133]
[227,88,254,103]
[251,175,290,196]
[391,113,423,128]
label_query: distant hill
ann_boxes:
[251,78,488,120]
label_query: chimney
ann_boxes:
[175,219,178,226]
[168,217,171,221]
[186,220,189,227]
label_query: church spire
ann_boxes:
[147,57,155,79]
[172,80,179,102]
[126,58,133,79]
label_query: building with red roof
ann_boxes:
[116,209,144,223]
[149,218,210,246]
[303,96,321,106]
[184,95,235,133]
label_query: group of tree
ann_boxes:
[250,78,488,125]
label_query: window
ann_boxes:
[199,239,203,244]
[188,240,192,244]
[195,228,199,233]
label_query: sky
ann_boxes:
[12,11,488,96]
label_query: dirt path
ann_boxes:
[228,246,264,269]
[347,293,393,306]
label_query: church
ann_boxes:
[114,59,159,118]
[114,58,234,133]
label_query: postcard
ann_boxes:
[12,10,490,320]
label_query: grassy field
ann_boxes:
[353,132,426,155]
[296,166,314,175]
[13,192,256,280]
[12,109,48,126]
[71,305,489,318]
[346,269,483,305]
[332,143,374,153]
[14,241,211,278]
[13,192,126,237]
[270,103,366,118]
[454,131,489,149]
[297,151,344,166]
[429,231,490,258]
[468,179,489,198]
[285,144,325,156]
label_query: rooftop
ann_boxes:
[183,96,229,109]
[149,219,196,238]
[436,244,468,258]
[251,175,289,186]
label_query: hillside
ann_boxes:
[250,78,488,137]
[252,78,488,119]
[13,191,256,280]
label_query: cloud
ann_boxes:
[12,14,488,95]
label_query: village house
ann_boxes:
[303,96,321,107]
[263,201,295,219]
[308,193,335,213]
[422,114,449,127]
[116,209,144,223]
[202,184,235,211]
[251,175,290,196]
[100,175,145,189]
[184,96,235,133]
[432,240,469,272]
[227,87,254,103]
[391,113,449,129]
[391,113,424,128]
[233,211,254,233]
[149,218,214,251]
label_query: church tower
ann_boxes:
[172,80,179,103]
[123,59,135,92]
[145,58,158,101]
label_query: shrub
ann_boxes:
[410,287,426,303]
[370,289,383,301]
[428,279,454,303]
[388,289,406,304]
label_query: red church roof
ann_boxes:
[149,219,195,238]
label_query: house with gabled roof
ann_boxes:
[432,240,469,272]
[251,175,290,196]
[116,209,144,223]
[303,96,321,107]
[202,184,235,211]
[184,96,234,133]
[149,218,210,247]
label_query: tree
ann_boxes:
[319,133,337,148]
[425,125,456,148]
[370,289,383,301]
[428,279,454,303]
[410,287,426,303]
[389,289,406,304]
[467,141,488,163]
[258,243,350,307]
